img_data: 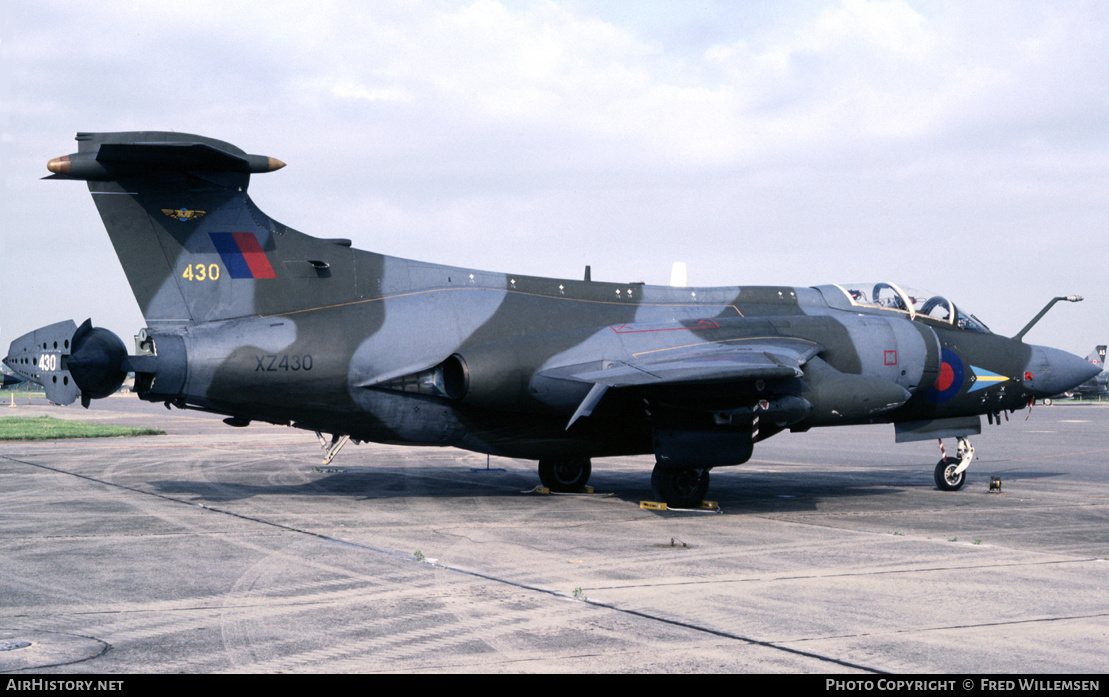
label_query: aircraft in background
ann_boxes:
[1,326,24,389]
[4,132,1101,506]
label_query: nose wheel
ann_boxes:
[934,436,974,491]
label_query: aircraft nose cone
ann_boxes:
[1024,345,1104,397]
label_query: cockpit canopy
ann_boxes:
[824,282,991,333]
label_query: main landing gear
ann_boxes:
[934,436,975,491]
[535,459,712,508]
[537,458,592,492]
[651,464,710,509]
[316,432,351,465]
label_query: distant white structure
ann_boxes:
[669,262,688,288]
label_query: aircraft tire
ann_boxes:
[934,457,966,491]
[651,466,710,508]
[538,458,591,492]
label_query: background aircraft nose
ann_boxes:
[1024,345,1103,397]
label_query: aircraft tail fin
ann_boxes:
[48,131,361,326]
[1089,345,1106,369]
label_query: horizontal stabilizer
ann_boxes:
[46,132,284,181]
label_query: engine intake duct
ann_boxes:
[802,356,911,423]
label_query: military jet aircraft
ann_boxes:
[4,132,1101,507]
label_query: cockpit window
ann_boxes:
[919,295,953,321]
[831,283,991,333]
[953,308,990,333]
[834,282,914,315]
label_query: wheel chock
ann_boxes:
[528,486,597,495]
[640,500,720,512]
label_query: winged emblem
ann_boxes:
[161,208,206,222]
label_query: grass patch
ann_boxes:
[0,416,165,441]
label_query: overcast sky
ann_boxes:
[2,0,1107,357]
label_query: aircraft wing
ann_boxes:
[540,336,822,429]
[542,338,821,387]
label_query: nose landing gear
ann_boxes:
[934,436,974,491]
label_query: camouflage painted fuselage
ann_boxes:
[164,273,1049,459]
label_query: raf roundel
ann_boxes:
[926,348,965,404]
